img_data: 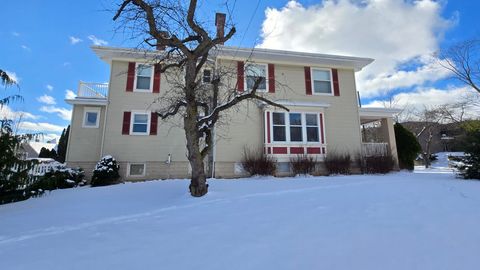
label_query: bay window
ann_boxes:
[269,112,323,144]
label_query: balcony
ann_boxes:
[78,81,108,98]
[65,82,109,106]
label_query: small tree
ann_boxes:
[56,125,69,163]
[394,123,421,170]
[459,124,480,179]
[91,155,120,187]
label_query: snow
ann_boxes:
[1,172,480,269]
[415,151,465,174]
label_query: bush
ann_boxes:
[459,129,480,180]
[91,155,120,186]
[291,154,317,175]
[324,152,351,175]
[360,153,395,174]
[242,148,276,176]
[394,123,421,170]
[30,163,85,193]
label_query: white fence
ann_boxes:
[12,162,63,177]
[362,143,389,157]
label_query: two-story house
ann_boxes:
[66,14,400,181]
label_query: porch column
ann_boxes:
[380,117,399,170]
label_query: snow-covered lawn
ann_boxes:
[1,171,480,269]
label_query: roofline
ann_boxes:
[65,98,108,106]
[359,107,402,118]
[91,45,374,71]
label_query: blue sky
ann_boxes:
[1,0,479,141]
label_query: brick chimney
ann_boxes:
[156,31,169,50]
[215,13,226,44]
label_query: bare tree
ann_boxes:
[113,0,287,197]
[439,39,480,93]
[413,107,444,168]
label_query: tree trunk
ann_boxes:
[184,60,208,197]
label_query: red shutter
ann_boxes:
[304,67,312,95]
[153,64,161,93]
[122,111,131,135]
[126,62,135,92]
[150,112,158,135]
[332,69,340,96]
[268,64,275,93]
[319,113,325,144]
[237,61,244,92]
[266,111,271,143]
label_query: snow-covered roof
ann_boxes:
[26,142,57,155]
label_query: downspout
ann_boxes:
[99,60,113,158]
[211,57,219,178]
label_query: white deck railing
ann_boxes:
[362,143,389,157]
[77,81,108,98]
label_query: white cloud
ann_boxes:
[0,105,40,121]
[12,31,20,37]
[37,94,56,105]
[18,121,65,133]
[88,35,108,46]
[46,84,54,91]
[65,89,77,99]
[63,62,71,67]
[69,36,83,45]
[21,45,31,51]
[259,0,456,98]
[40,106,72,121]
[364,86,480,119]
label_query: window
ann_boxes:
[306,114,319,142]
[269,112,322,144]
[289,113,303,142]
[203,69,212,83]
[135,64,153,91]
[128,163,146,177]
[131,112,150,135]
[312,69,332,94]
[272,112,286,142]
[82,107,100,128]
[246,64,267,91]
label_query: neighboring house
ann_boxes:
[20,141,57,160]
[65,14,400,181]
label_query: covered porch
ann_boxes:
[359,107,401,168]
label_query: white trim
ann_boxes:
[273,100,331,108]
[82,107,101,128]
[311,67,334,96]
[359,107,402,118]
[127,163,146,177]
[245,63,268,92]
[65,98,107,106]
[133,63,154,92]
[129,111,151,135]
[269,111,324,145]
[91,45,374,71]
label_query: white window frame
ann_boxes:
[133,63,154,92]
[269,111,323,144]
[245,63,268,92]
[311,67,334,96]
[82,107,100,128]
[130,111,151,135]
[127,163,146,177]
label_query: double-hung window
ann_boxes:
[131,112,150,135]
[270,112,322,143]
[135,64,153,91]
[272,112,286,142]
[306,114,319,142]
[202,69,212,83]
[312,69,332,95]
[246,64,267,92]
